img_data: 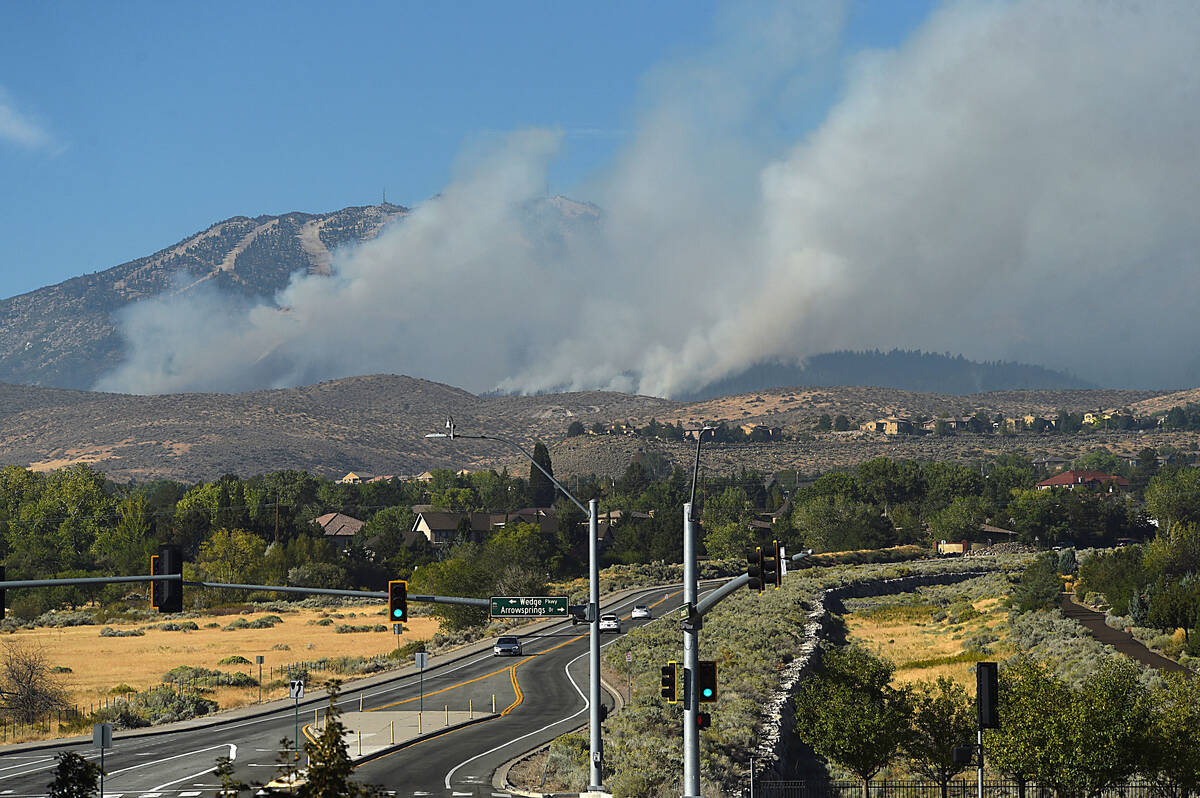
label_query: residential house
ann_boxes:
[337,472,368,485]
[313,512,365,550]
[1032,455,1070,472]
[1035,470,1129,491]
[862,417,915,435]
[411,510,495,545]
[738,423,783,440]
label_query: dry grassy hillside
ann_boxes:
[0,375,1185,482]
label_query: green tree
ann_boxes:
[903,677,974,798]
[1146,468,1200,533]
[833,414,851,432]
[792,495,895,552]
[702,521,758,559]
[815,414,832,431]
[987,657,1149,798]
[927,496,986,544]
[196,528,267,585]
[794,646,911,798]
[1145,671,1200,798]
[91,492,153,575]
[987,657,1067,795]
[702,486,750,527]
[566,420,585,437]
[46,752,101,798]
[409,552,489,630]
[529,442,556,507]
[1012,554,1062,612]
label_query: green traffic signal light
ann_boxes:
[698,660,717,703]
[388,580,408,623]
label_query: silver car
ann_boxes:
[631,604,651,620]
[493,636,522,656]
[599,613,621,633]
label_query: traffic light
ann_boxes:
[388,580,408,623]
[696,711,711,729]
[977,661,999,729]
[747,546,764,592]
[698,660,717,702]
[149,553,161,610]
[762,540,781,589]
[660,661,678,703]
[156,544,183,613]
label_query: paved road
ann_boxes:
[0,584,683,797]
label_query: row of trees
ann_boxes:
[797,647,1200,798]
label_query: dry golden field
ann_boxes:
[8,604,440,714]
[844,595,1012,694]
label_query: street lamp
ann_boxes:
[426,419,607,793]
[683,424,713,798]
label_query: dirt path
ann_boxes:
[1060,594,1191,673]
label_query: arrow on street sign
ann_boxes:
[289,680,305,699]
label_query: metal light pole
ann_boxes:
[683,500,700,798]
[426,419,606,793]
[683,426,713,798]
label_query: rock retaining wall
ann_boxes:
[747,570,996,792]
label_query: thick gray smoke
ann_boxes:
[97,0,1200,396]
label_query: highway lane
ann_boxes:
[0,584,683,796]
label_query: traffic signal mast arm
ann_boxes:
[694,548,813,619]
[0,574,492,607]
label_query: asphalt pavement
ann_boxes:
[0,583,684,798]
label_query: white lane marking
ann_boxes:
[149,742,236,790]
[139,793,163,797]
[180,792,203,796]
[444,649,591,789]
[440,588,673,791]
[108,744,233,778]
[0,757,55,774]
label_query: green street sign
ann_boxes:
[490,596,569,618]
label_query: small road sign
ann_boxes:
[626,651,633,663]
[415,652,429,670]
[92,723,112,749]
[289,680,305,699]
[489,596,569,618]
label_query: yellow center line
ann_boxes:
[351,586,679,765]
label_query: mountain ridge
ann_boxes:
[0,373,1175,483]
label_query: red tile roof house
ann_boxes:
[1035,470,1130,491]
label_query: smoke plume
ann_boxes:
[97,0,1200,396]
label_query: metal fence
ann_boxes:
[752,781,1163,798]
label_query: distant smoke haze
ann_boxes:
[96,0,1200,397]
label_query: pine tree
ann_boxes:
[529,442,556,507]
[300,681,378,797]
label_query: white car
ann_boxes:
[631,605,651,620]
[599,613,621,633]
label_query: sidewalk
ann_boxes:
[1060,594,1190,673]
[324,710,496,760]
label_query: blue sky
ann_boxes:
[0,1,935,300]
